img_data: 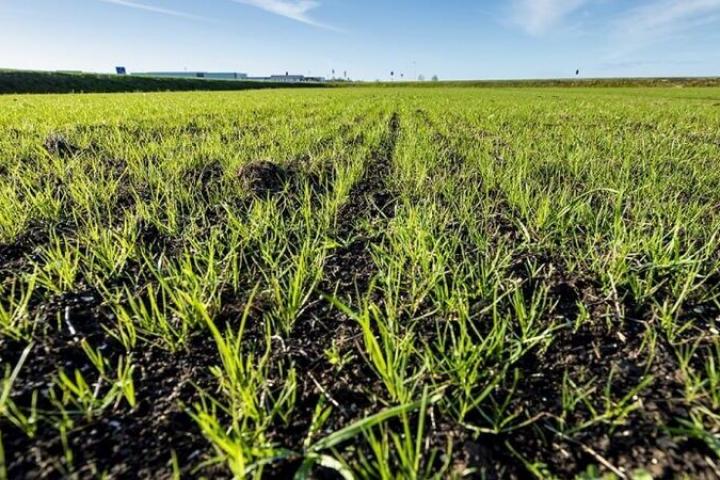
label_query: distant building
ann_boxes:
[246,74,325,83]
[269,74,307,83]
[133,71,249,80]
[126,70,324,83]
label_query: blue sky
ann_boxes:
[1,0,720,80]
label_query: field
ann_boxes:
[1,85,720,479]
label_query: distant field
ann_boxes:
[342,77,720,89]
[1,87,720,478]
[0,70,324,94]
[3,70,720,95]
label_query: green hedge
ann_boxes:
[0,70,326,94]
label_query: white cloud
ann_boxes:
[614,0,720,43]
[98,0,338,31]
[511,0,590,35]
[230,0,337,30]
[98,0,208,21]
[510,0,720,51]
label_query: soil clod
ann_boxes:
[44,134,80,158]
[237,160,289,196]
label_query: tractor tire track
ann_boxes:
[265,113,401,473]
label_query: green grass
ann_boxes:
[1,85,720,478]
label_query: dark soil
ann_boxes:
[44,134,80,158]
[1,285,225,479]
[258,113,401,476]
[0,220,78,283]
[1,114,402,480]
[4,110,719,479]
[4,338,224,479]
[237,160,290,197]
[452,257,720,479]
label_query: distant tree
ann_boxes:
[418,74,426,81]
[432,75,439,82]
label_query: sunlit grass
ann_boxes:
[1,86,719,478]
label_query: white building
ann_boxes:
[125,70,324,83]
[246,74,325,83]
[133,72,249,80]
